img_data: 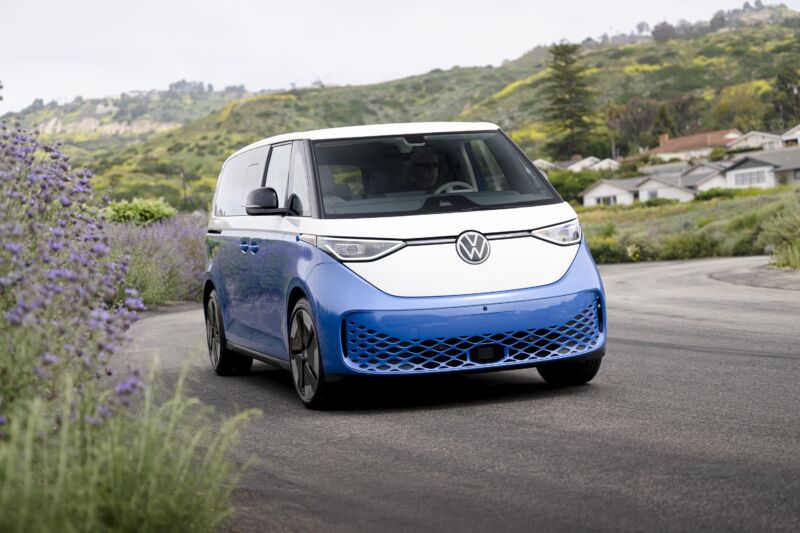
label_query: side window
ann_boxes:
[215,155,248,216]
[287,141,311,216]
[214,145,269,216]
[241,163,263,207]
[265,143,292,207]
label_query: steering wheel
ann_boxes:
[433,181,475,194]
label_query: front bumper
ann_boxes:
[304,240,606,376]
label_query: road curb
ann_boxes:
[710,262,800,291]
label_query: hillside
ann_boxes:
[8,3,799,210]
[1,81,250,158]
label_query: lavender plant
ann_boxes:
[0,122,144,415]
[0,123,258,531]
[106,213,206,305]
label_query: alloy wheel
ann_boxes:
[206,299,221,368]
[289,308,320,401]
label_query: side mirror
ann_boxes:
[246,187,285,216]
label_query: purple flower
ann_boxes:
[4,242,22,255]
[41,352,60,366]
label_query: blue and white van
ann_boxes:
[204,122,606,408]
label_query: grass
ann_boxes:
[580,189,800,265]
[0,368,259,533]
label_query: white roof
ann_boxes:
[228,121,500,161]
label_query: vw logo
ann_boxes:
[456,231,490,264]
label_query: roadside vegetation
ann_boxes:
[580,188,800,267]
[0,124,257,532]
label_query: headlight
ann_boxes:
[314,236,405,262]
[531,220,582,245]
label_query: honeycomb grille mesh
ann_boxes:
[344,300,602,373]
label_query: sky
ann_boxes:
[2,0,799,113]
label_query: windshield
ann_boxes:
[312,131,560,218]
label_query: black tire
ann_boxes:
[537,357,602,387]
[206,289,253,376]
[289,298,330,409]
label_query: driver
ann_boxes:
[410,147,441,192]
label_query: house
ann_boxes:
[636,175,696,202]
[677,161,730,192]
[578,177,645,206]
[726,130,783,152]
[725,146,800,188]
[645,130,741,161]
[533,158,556,171]
[782,124,800,147]
[560,156,621,172]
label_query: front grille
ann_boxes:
[343,300,602,373]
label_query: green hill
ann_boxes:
[11,4,800,210]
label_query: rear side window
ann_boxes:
[265,143,292,207]
[214,145,268,216]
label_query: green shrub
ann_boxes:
[658,232,718,260]
[758,199,800,268]
[105,197,177,225]
[587,235,627,263]
[642,198,679,207]
[695,188,736,201]
[0,369,259,533]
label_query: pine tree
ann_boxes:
[541,43,595,159]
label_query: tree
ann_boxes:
[652,22,677,43]
[713,82,769,131]
[540,43,595,159]
[710,11,726,31]
[755,0,764,9]
[771,64,800,127]
[654,104,677,137]
[636,22,650,35]
[614,97,659,154]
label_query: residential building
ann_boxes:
[645,130,741,161]
[578,177,645,206]
[725,146,800,188]
[636,175,696,202]
[782,124,800,147]
[677,161,729,192]
[726,130,783,152]
[552,156,621,173]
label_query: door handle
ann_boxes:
[240,239,250,254]
[249,240,259,254]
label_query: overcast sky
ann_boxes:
[2,0,799,113]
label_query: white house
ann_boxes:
[636,176,696,202]
[533,158,556,171]
[559,156,621,173]
[678,162,729,192]
[589,158,621,172]
[727,131,783,152]
[724,158,778,189]
[782,124,800,147]
[729,146,800,186]
[578,177,645,206]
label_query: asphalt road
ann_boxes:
[121,256,800,532]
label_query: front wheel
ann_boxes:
[289,298,330,409]
[537,357,602,387]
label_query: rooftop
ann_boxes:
[647,130,741,155]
